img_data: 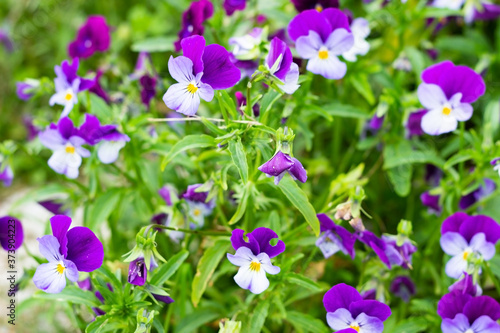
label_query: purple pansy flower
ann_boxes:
[342,18,370,62]
[38,200,71,216]
[175,0,214,51]
[291,0,339,12]
[440,212,500,278]
[266,37,300,94]
[465,1,500,23]
[0,216,23,251]
[417,61,485,135]
[68,16,110,59]
[163,35,240,116]
[23,116,40,141]
[182,184,215,228]
[128,257,148,286]
[39,117,91,179]
[78,114,130,164]
[227,227,285,294]
[420,191,441,215]
[449,272,482,297]
[406,109,427,137]
[258,151,307,185]
[16,80,38,101]
[438,291,500,333]
[381,235,417,269]
[140,75,157,108]
[288,8,354,79]
[324,283,391,333]
[390,276,416,303]
[357,230,404,269]
[33,215,104,293]
[0,162,13,187]
[315,213,356,259]
[459,178,496,210]
[223,0,247,15]
[367,114,385,132]
[50,58,95,118]
[0,29,13,52]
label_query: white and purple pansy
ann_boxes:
[417,61,485,135]
[227,227,285,294]
[323,283,392,333]
[315,213,356,259]
[39,117,91,179]
[266,37,300,94]
[440,212,500,279]
[33,215,104,294]
[49,58,95,118]
[342,18,370,62]
[181,184,215,228]
[438,290,500,333]
[357,230,404,269]
[163,35,241,116]
[287,8,354,79]
[258,151,307,185]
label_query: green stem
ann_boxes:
[144,224,231,237]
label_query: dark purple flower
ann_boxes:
[449,272,482,297]
[182,184,209,204]
[140,74,157,108]
[459,178,496,210]
[128,257,148,286]
[223,0,246,15]
[420,191,441,214]
[316,213,356,259]
[361,289,377,300]
[0,216,23,251]
[426,48,439,60]
[16,81,37,101]
[175,0,214,51]
[367,114,385,132]
[0,162,13,187]
[23,116,40,141]
[38,200,71,216]
[357,231,404,269]
[89,70,111,103]
[324,283,391,332]
[33,215,104,293]
[77,278,92,291]
[417,61,485,135]
[0,29,13,52]
[159,185,175,206]
[230,227,285,258]
[465,1,500,23]
[440,213,500,278]
[288,8,354,79]
[381,235,417,269]
[258,151,307,185]
[266,37,300,94]
[68,16,111,59]
[291,0,339,12]
[390,276,416,303]
[153,294,175,304]
[164,35,241,116]
[425,164,443,187]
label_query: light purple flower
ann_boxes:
[39,117,91,179]
[0,216,23,251]
[342,18,370,62]
[440,213,500,278]
[229,28,264,60]
[316,213,356,259]
[324,283,391,333]
[291,0,339,12]
[420,191,441,215]
[288,8,354,79]
[128,257,148,286]
[266,37,300,94]
[432,0,465,10]
[0,29,13,52]
[68,16,110,59]
[367,114,385,132]
[381,235,417,269]
[459,178,496,210]
[417,61,485,135]
[163,35,240,116]
[465,1,500,23]
[0,162,13,187]
[357,230,404,269]
[16,81,38,101]
[223,0,247,15]
[227,227,285,294]
[33,215,103,293]
[390,276,416,303]
[258,151,307,185]
[175,0,214,51]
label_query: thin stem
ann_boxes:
[145,224,231,237]
[148,117,263,126]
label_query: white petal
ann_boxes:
[295,31,323,59]
[198,82,214,102]
[470,233,495,260]
[227,247,255,267]
[98,141,126,164]
[168,56,195,83]
[326,308,353,330]
[324,29,355,55]
[234,265,270,294]
[163,83,201,116]
[445,254,468,279]
[256,252,280,275]
[453,103,473,121]
[418,83,448,110]
[33,262,67,293]
[307,55,347,80]
[281,63,300,95]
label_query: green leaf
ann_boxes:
[229,183,251,225]
[278,177,320,236]
[286,311,330,333]
[245,299,270,333]
[34,286,101,308]
[175,309,220,333]
[443,151,473,169]
[191,239,231,307]
[150,249,190,286]
[131,37,176,52]
[260,90,281,116]
[285,272,323,292]
[228,138,249,183]
[387,164,413,197]
[350,73,375,105]
[321,103,370,119]
[219,90,239,118]
[85,188,122,230]
[161,135,215,170]
[87,94,112,122]
[383,141,444,169]
[393,317,428,333]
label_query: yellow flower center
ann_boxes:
[350,325,360,332]
[56,264,65,275]
[442,106,452,116]
[65,145,75,154]
[315,4,323,12]
[463,251,470,260]
[318,49,329,60]
[65,93,73,101]
[193,208,202,217]
[187,83,198,94]
[249,261,261,272]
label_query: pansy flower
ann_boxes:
[227,227,285,294]
[342,18,370,62]
[405,110,427,137]
[78,114,130,164]
[449,272,482,297]
[420,191,442,215]
[315,213,356,259]
[128,257,157,286]
[38,199,71,216]
[324,283,391,333]
[130,52,158,108]
[229,28,265,61]
[223,0,247,15]
[459,178,496,210]
[417,61,485,135]
[16,80,38,101]
[432,0,465,10]
[50,58,95,118]
[39,117,91,179]
[163,35,240,116]
[0,161,13,187]
[288,8,354,79]
[491,158,500,176]
[181,184,215,228]
[438,290,500,333]
[68,15,110,59]
[0,29,13,53]
[174,0,214,51]
[0,216,23,251]
[465,1,500,23]
[440,212,500,279]
[381,234,417,269]
[266,37,300,94]
[259,151,307,185]
[33,215,104,293]
[357,230,404,269]
[291,0,339,12]
[89,70,111,103]
[390,276,416,303]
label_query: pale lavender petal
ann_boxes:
[256,252,280,275]
[469,233,495,260]
[418,83,448,110]
[470,315,500,332]
[324,29,354,55]
[168,56,195,83]
[227,246,254,267]
[163,83,201,116]
[37,235,63,262]
[296,31,323,59]
[281,62,300,95]
[441,313,470,333]
[33,262,67,293]
[39,128,66,151]
[440,232,468,256]
[326,308,353,330]
[97,141,126,164]
[453,103,473,121]
[197,82,214,102]
[445,255,468,279]
[356,313,384,333]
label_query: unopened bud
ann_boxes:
[349,217,365,232]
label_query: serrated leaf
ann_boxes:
[228,139,249,183]
[278,177,320,236]
[150,249,189,286]
[161,135,215,170]
[191,239,230,307]
[34,285,101,308]
[286,311,330,333]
